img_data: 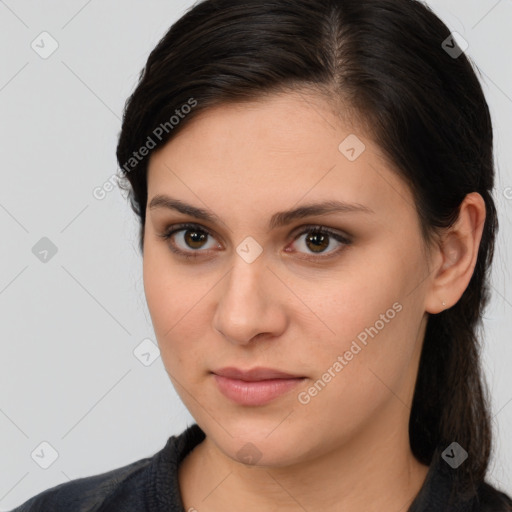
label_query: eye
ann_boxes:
[157,222,351,261]
[286,224,351,260]
[157,223,220,260]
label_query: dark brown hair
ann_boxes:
[116,0,503,500]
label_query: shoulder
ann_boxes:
[10,424,205,512]
[409,448,512,512]
[10,457,153,511]
[10,451,155,511]
[474,481,512,512]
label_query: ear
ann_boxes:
[424,192,486,314]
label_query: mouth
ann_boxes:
[211,366,306,406]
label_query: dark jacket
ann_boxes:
[9,423,512,511]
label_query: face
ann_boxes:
[143,90,433,467]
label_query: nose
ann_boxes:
[212,253,288,346]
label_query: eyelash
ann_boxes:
[157,222,352,262]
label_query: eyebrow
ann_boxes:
[148,194,374,230]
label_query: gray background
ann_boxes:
[0,0,511,508]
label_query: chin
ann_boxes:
[204,418,311,468]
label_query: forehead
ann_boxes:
[146,91,416,226]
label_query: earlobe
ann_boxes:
[424,192,486,314]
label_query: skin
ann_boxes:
[142,90,486,512]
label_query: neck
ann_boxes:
[178,404,430,512]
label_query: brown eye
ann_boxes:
[158,223,221,260]
[289,226,352,259]
[304,231,330,253]
[158,222,351,261]
[182,228,209,249]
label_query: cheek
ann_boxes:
[143,247,188,346]
[294,301,419,441]
[301,243,423,374]
[143,250,173,334]
[303,270,399,345]
[142,246,213,371]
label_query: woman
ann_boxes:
[12,0,512,510]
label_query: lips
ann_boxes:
[211,366,306,406]
[212,366,302,381]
